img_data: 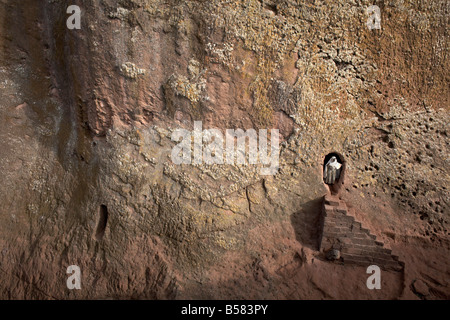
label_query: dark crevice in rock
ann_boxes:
[95,205,109,241]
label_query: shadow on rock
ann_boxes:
[290,196,324,251]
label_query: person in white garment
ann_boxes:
[323,156,342,185]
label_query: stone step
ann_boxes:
[335,206,347,214]
[322,231,348,239]
[341,253,372,264]
[343,243,377,250]
[372,247,392,255]
[343,255,403,271]
[324,220,353,229]
[323,204,336,213]
[343,243,392,255]
[333,215,354,223]
[325,220,353,228]
[371,258,403,271]
[349,232,368,239]
[341,237,375,246]
[323,214,348,223]
[326,212,349,221]
[324,196,340,207]
[341,246,398,261]
[351,232,376,240]
[351,221,362,229]
[341,247,368,255]
[341,246,392,258]
[324,226,350,233]
[343,211,371,231]
[360,227,371,234]
[371,252,396,261]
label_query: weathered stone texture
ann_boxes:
[0,0,448,299]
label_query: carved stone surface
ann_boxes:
[0,0,448,299]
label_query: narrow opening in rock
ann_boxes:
[323,152,346,194]
[95,205,108,241]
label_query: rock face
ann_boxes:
[0,0,448,299]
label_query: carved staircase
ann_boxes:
[319,194,404,271]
